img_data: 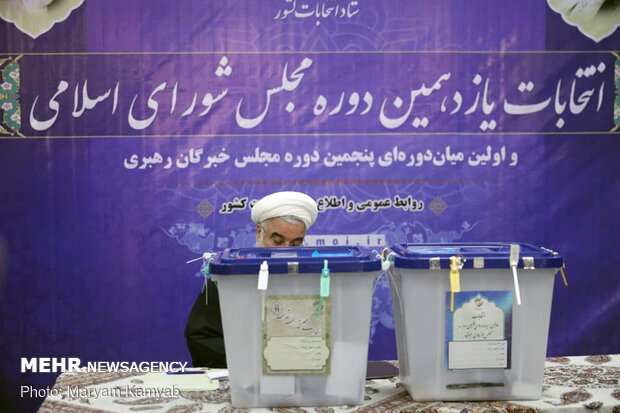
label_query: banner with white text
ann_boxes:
[0,1,618,410]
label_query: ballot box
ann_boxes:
[389,243,563,401]
[210,246,382,408]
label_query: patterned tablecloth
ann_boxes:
[39,355,620,413]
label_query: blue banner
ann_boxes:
[0,0,618,410]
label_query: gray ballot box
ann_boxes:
[389,243,563,401]
[210,246,381,408]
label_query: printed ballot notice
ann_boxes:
[448,340,508,369]
[263,295,331,375]
[446,291,513,370]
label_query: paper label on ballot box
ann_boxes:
[445,291,513,370]
[263,295,331,375]
[448,340,508,369]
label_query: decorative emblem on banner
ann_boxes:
[195,200,215,219]
[429,197,447,216]
[0,56,22,137]
[0,0,84,39]
[547,0,619,42]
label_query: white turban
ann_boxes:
[251,191,318,230]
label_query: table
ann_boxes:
[39,355,620,413]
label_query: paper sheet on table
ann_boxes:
[207,369,229,380]
[143,371,219,391]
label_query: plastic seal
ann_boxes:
[201,259,211,305]
[551,251,568,287]
[559,264,568,286]
[522,257,535,270]
[189,252,216,305]
[287,261,299,274]
[509,244,522,305]
[258,260,269,321]
[449,256,463,312]
[318,260,330,315]
[257,261,269,291]
[320,260,330,297]
[186,252,216,264]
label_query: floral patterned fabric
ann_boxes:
[0,56,21,136]
[39,355,620,413]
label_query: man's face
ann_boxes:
[257,218,306,247]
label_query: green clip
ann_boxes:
[201,259,211,305]
[318,260,330,315]
[200,257,216,298]
[201,261,210,279]
[320,260,330,297]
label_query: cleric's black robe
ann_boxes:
[184,280,227,368]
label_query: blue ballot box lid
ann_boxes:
[210,246,381,275]
[391,243,563,269]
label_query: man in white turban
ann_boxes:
[185,191,318,367]
[252,191,318,247]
